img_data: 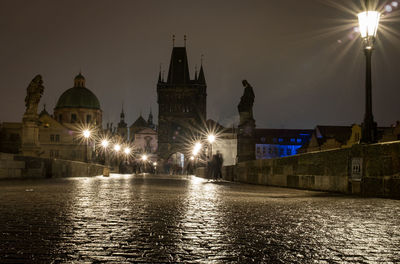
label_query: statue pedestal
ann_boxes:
[237,113,255,163]
[21,116,41,157]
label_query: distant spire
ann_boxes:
[148,107,154,128]
[184,35,187,47]
[162,70,165,82]
[120,102,125,120]
[194,64,198,80]
[172,34,175,47]
[158,63,162,82]
[198,64,206,85]
[201,54,204,66]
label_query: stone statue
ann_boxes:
[21,75,44,156]
[237,80,255,114]
[237,79,256,162]
[24,75,44,116]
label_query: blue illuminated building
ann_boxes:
[255,129,313,159]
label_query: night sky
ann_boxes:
[0,0,399,129]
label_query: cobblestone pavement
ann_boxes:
[0,174,400,263]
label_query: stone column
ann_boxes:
[21,113,41,156]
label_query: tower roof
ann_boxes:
[198,65,206,85]
[131,115,148,128]
[167,47,190,84]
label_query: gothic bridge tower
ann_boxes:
[157,41,207,160]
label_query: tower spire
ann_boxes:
[120,102,125,121]
[158,63,162,82]
[184,35,187,47]
[198,55,206,85]
[172,34,175,47]
[194,64,198,80]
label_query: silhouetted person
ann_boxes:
[215,151,223,180]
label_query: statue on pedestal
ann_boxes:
[21,75,44,156]
[23,75,44,121]
[237,80,256,162]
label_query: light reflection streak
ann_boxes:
[177,176,224,257]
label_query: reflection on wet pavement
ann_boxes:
[0,174,399,263]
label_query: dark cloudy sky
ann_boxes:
[0,0,399,129]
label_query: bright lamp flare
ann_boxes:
[141,154,148,161]
[124,147,131,155]
[190,156,195,161]
[357,11,380,38]
[101,139,109,148]
[83,129,91,139]
[114,144,121,152]
[207,134,216,143]
[192,142,202,156]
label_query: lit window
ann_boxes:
[290,138,295,142]
[297,138,302,143]
[55,135,60,142]
[50,135,55,142]
[278,138,283,143]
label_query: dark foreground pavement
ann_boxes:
[0,174,399,263]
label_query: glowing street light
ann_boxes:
[141,154,148,161]
[192,142,202,156]
[101,139,109,148]
[123,147,131,155]
[190,156,195,161]
[114,144,121,152]
[83,129,91,139]
[207,134,216,144]
[357,1,380,143]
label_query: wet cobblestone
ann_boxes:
[0,174,399,263]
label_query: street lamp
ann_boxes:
[100,138,110,176]
[113,144,121,152]
[358,1,380,143]
[192,142,202,156]
[101,139,109,148]
[82,129,91,162]
[207,134,216,160]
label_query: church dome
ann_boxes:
[55,74,101,110]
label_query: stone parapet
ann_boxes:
[213,141,400,198]
[0,152,106,180]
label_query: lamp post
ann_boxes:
[83,129,91,162]
[207,134,216,160]
[358,1,380,143]
[141,154,148,173]
[113,143,121,172]
[101,138,110,176]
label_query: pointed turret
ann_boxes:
[198,65,206,85]
[118,104,127,128]
[167,46,190,84]
[148,108,154,129]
